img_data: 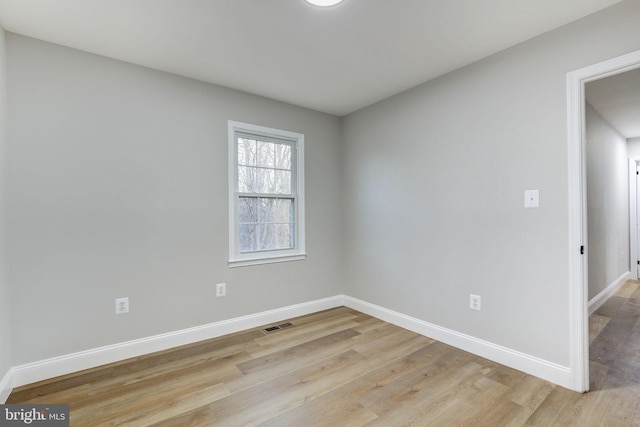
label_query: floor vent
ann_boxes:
[262,322,294,334]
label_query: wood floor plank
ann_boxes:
[76,382,229,427]
[589,313,611,344]
[349,314,387,333]
[595,294,627,318]
[615,280,639,298]
[351,325,430,357]
[258,397,377,427]
[12,383,91,406]
[8,329,263,403]
[486,363,527,387]
[590,314,637,365]
[630,282,640,300]
[358,348,476,414]
[443,377,522,427]
[523,386,583,426]
[9,283,640,426]
[588,359,610,390]
[561,372,640,427]
[259,342,446,426]
[84,350,251,400]
[249,315,361,358]
[508,374,555,412]
[150,406,217,427]
[237,329,360,375]
[363,359,488,426]
[208,350,368,426]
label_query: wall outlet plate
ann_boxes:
[470,294,481,311]
[216,283,226,297]
[115,297,129,314]
[524,189,539,208]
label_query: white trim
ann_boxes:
[228,253,306,268]
[588,271,631,315]
[343,296,572,388]
[5,295,579,393]
[227,120,306,267]
[10,296,343,388]
[567,49,640,393]
[629,159,638,280]
[0,368,13,403]
[567,65,590,393]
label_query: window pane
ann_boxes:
[256,141,276,168]
[256,168,276,193]
[239,197,258,223]
[257,224,274,251]
[260,198,274,223]
[276,223,294,249]
[238,166,257,193]
[239,168,291,195]
[256,224,294,251]
[274,198,293,222]
[259,198,293,223]
[274,170,291,194]
[239,224,257,253]
[275,144,292,170]
[238,138,256,166]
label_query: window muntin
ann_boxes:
[228,122,305,266]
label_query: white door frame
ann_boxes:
[631,160,639,281]
[567,49,640,393]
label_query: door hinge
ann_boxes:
[580,246,584,255]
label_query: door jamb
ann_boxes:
[630,159,639,281]
[567,49,640,393]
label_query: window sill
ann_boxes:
[228,253,307,268]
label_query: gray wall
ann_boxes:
[585,103,630,299]
[6,34,344,365]
[0,25,11,381]
[342,0,640,366]
[628,137,640,158]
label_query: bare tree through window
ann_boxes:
[237,137,295,252]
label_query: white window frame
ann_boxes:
[228,120,306,267]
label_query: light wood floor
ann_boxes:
[8,280,640,426]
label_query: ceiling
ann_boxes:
[587,68,640,139]
[0,0,626,116]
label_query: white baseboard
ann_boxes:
[0,368,13,403]
[7,293,576,393]
[588,271,631,315]
[343,296,573,390]
[10,296,344,389]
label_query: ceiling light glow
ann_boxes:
[305,0,344,7]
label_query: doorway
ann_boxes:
[568,49,640,392]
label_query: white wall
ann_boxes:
[342,0,640,366]
[585,102,630,299]
[629,137,640,158]
[0,25,12,385]
[6,34,344,365]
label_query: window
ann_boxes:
[228,121,305,267]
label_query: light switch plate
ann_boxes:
[524,190,539,208]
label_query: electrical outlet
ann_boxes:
[216,283,227,297]
[469,294,481,311]
[115,297,129,314]
[524,190,539,208]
